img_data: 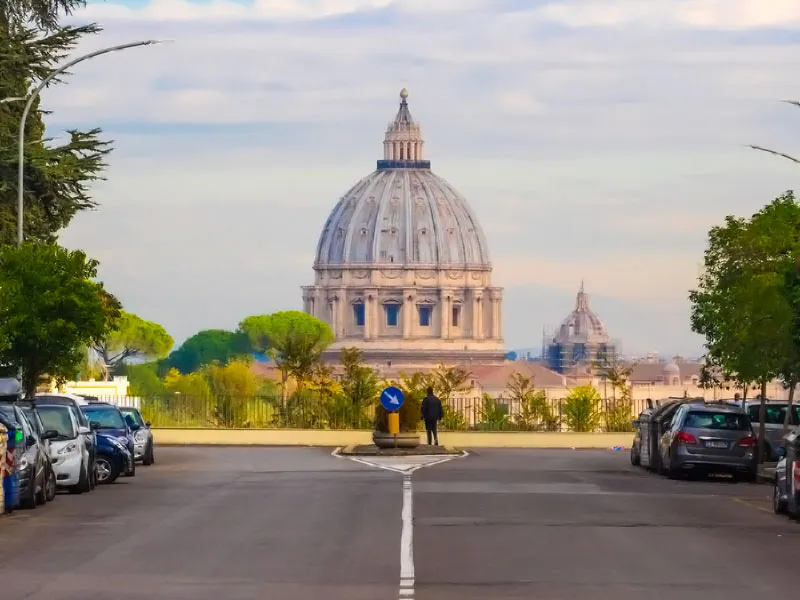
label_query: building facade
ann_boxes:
[302,90,505,369]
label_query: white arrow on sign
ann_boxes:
[386,392,400,405]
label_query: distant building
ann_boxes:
[545,283,617,375]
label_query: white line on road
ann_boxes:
[400,474,415,600]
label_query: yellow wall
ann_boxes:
[152,428,634,449]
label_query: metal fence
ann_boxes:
[93,394,649,433]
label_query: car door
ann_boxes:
[660,406,686,463]
[18,409,45,484]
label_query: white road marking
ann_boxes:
[330,448,467,600]
[400,475,415,599]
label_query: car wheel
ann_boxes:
[143,443,154,466]
[20,473,39,509]
[35,468,49,505]
[45,466,57,502]
[125,461,136,477]
[630,446,640,466]
[94,456,120,485]
[774,479,787,514]
[69,464,90,494]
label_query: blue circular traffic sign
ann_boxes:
[380,386,405,411]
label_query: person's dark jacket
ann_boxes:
[421,393,444,423]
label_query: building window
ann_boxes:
[353,302,365,327]
[385,304,400,327]
[419,305,432,327]
[452,305,461,327]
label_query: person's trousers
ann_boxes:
[425,420,438,445]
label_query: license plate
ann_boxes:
[705,441,728,449]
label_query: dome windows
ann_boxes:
[385,303,400,327]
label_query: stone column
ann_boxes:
[442,291,451,339]
[330,296,338,339]
[337,291,346,339]
[403,290,415,338]
[363,294,370,341]
[490,290,501,339]
[473,291,484,340]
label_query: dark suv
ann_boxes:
[81,402,137,477]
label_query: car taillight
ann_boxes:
[737,435,757,448]
[676,431,697,445]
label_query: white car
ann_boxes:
[37,404,93,492]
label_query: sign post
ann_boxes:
[380,386,405,441]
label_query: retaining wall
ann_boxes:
[152,428,634,449]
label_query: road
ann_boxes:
[0,447,794,600]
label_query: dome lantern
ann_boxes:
[379,89,430,170]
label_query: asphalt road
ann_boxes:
[0,446,795,600]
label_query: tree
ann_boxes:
[0,242,121,396]
[123,362,166,397]
[166,329,251,374]
[240,311,334,404]
[338,347,380,426]
[1,5,111,245]
[563,385,602,432]
[690,192,800,462]
[506,372,558,431]
[92,311,173,380]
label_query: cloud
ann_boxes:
[48,0,800,356]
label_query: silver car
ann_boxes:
[659,403,757,481]
[726,400,799,460]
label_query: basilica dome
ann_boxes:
[555,283,609,345]
[303,89,505,369]
[314,96,490,269]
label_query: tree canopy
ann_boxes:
[690,191,800,460]
[166,329,251,374]
[0,242,121,396]
[0,1,110,245]
[92,311,173,379]
[240,311,334,402]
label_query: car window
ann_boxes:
[120,408,144,426]
[746,405,800,426]
[38,406,78,440]
[83,407,125,429]
[685,411,750,431]
[17,410,34,438]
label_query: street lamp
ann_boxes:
[16,39,170,246]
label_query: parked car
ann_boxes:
[36,393,97,487]
[659,403,757,481]
[94,432,134,484]
[0,404,57,509]
[81,402,136,477]
[15,402,59,501]
[36,404,93,494]
[773,448,789,514]
[119,406,154,465]
[725,400,800,460]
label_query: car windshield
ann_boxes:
[83,407,125,429]
[685,411,749,431]
[38,406,77,439]
[120,408,144,426]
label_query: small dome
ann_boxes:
[554,283,609,345]
[664,362,680,374]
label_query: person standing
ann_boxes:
[421,386,443,446]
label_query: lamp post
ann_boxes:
[16,39,169,246]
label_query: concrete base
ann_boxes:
[152,429,635,449]
[340,444,461,456]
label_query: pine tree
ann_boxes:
[0,0,111,245]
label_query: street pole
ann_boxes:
[16,40,168,246]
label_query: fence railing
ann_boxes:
[93,395,648,433]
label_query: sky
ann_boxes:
[50,0,800,358]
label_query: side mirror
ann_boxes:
[90,421,101,431]
[775,446,787,458]
[26,434,37,447]
[124,415,139,430]
[145,421,151,428]
[41,429,59,441]
[78,426,91,435]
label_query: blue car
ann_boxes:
[94,432,134,484]
[81,403,136,477]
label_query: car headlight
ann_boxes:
[117,436,130,445]
[58,442,78,455]
[134,430,147,443]
[17,456,29,470]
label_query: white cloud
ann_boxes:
[47,0,800,355]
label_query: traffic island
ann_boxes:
[339,444,463,457]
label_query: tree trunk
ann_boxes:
[757,379,768,464]
[280,371,288,407]
[783,381,796,435]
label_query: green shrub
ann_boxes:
[563,385,602,432]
